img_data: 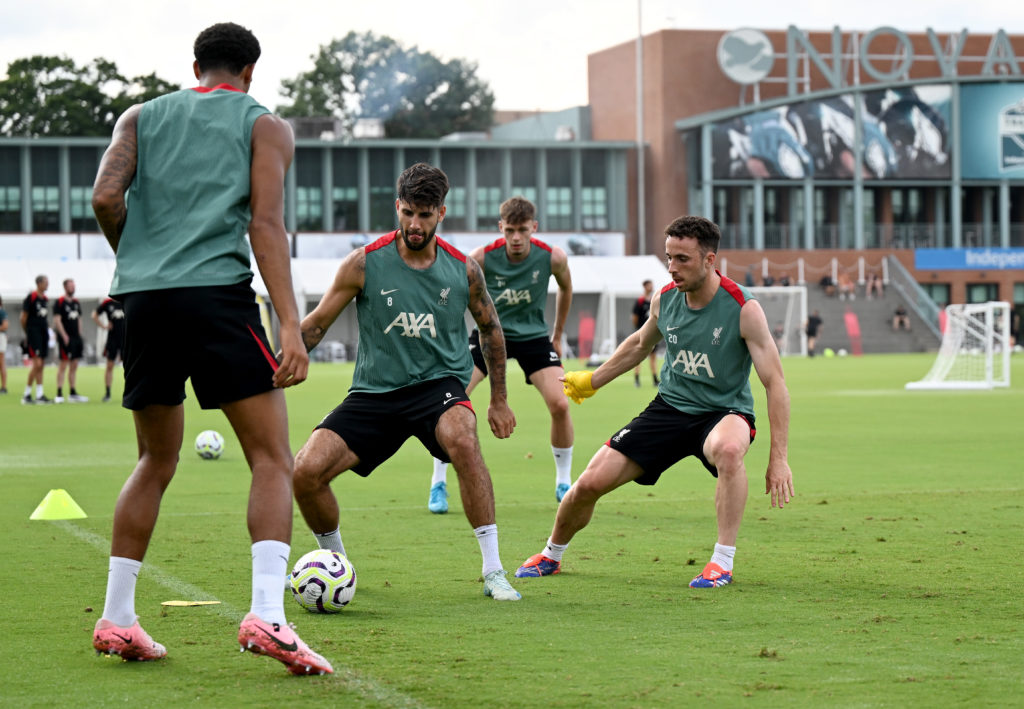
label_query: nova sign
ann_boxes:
[717,26,1022,96]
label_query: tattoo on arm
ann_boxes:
[93,108,139,251]
[468,260,508,395]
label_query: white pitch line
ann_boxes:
[57,520,429,709]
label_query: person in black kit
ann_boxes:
[631,279,659,387]
[20,274,52,404]
[93,296,125,402]
[54,278,89,403]
[805,310,823,357]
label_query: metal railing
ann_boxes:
[886,254,943,340]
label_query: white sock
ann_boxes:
[102,556,142,627]
[24,386,31,397]
[474,524,502,576]
[313,528,346,557]
[710,543,736,572]
[543,537,569,562]
[552,446,573,486]
[431,457,448,486]
[250,540,290,625]
[35,384,44,398]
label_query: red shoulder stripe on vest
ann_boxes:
[718,272,747,306]
[484,238,506,254]
[530,237,553,253]
[436,236,467,262]
[365,231,398,253]
[659,282,676,295]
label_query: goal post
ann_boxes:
[749,285,808,357]
[905,301,1011,390]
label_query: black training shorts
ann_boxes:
[25,328,48,359]
[469,330,561,384]
[606,395,755,484]
[120,280,278,410]
[314,376,473,476]
[58,334,83,361]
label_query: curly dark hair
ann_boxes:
[396,163,449,209]
[664,216,721,255]
[193,22,261,75]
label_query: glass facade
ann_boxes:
[0,138,631,236]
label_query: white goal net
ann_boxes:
[906,301,1011,390]
[749,286,808,357]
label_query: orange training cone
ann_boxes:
[29,489,87,520]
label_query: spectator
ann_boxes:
[744,266,756,287]
[892,305,911,331]
[762,272,775,287]
[819,274,836,297]
[778,272,792,287]
[865,272,884,299]
[837,272,856,301]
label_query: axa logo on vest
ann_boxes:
[671,350,716,378]
[494,288,532,306]
[384,313,436,338]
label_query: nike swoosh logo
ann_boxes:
[257,626,298,652]
[442,397,456,405]
[380,289,399,295]
[112,632,133,643]
[667,326,680,331]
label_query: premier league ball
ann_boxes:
[194,430,225,460]
[289,549,357,613]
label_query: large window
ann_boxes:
[510,150,538,205]
[545,149,573,231]
[967,282,999,303]
[332,150,359,231]
[295,148,322,231]
[475,149,502,230]
[581,151,608,230]
[31,147,59,232]
[369,149,396,233]
[440,149,467,231]
[0,146,20,231]
[70,147,99,232]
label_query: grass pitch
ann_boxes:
[2,354,1022,707]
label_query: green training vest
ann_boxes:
[350,232,474,393]
[111,86,269,295]
[482,237,552,341]
[657,274,756,421]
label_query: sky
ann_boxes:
[1,0,1022,113]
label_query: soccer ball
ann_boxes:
[289,549,357,613]
[194,430,225,460]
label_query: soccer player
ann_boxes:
[631,279,659,388]
[293,162,522,602]
[427,196,573,513]
[515,216,794,588]
[20,274,52,404]
[90,22,331,674]
[54,278,88,403]
[92,296,125,401]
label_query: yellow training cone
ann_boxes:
[29,489,87,520]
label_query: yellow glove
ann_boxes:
[562,370,597,404]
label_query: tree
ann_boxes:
[277,31,494,139]
[0,55,179,137]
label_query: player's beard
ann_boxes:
[401,226,436,252]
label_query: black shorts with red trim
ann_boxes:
[606,394,755,483]
[120,280,278,410]
[104,331,124,361]
[315,376,473,476]
[25,328,49,359]
[59,334,84,361]
[469,330,561,384]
